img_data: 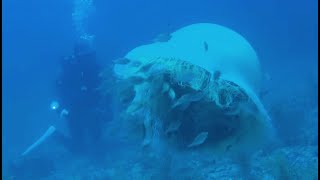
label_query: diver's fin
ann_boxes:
[21,126,56,156]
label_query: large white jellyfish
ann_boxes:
[109,23,274,155]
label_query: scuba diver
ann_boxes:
[54,38,107,156]
[20,38,109,158]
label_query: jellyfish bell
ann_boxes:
[111,23,274,155]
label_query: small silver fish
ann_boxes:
[178,72,195,83]
[148,64,167,76]
[168,88,176,100]
[178,102,190,110]
[139,63,154,72]
[188,132,208,148]
[128,76,145,84]
[204,41,208,52]
[161,83,170,93]
[153,33,172,42]
[172,92,204,109]
[142,110,153,147]
[165,120,182,134]
[113,57,130,65]
[213,70,221,81]
[131,60,142,67]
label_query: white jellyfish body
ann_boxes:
[112,23,274,154]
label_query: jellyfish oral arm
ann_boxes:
[21,125,56,156]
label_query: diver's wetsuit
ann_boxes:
[55,41,106,155]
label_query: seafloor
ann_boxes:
[20,144,317,180]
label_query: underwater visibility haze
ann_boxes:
[2,0,318,179]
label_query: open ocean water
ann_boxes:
[2,0,318,179]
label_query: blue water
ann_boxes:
[3,0,318,179]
